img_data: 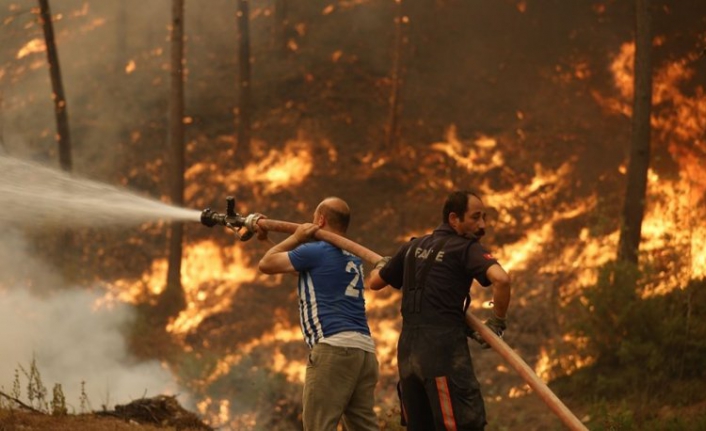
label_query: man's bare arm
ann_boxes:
[486,263,511,318]
[258,223,319,274]
[367,269,389,291]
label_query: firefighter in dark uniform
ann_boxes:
[368,190,512,430]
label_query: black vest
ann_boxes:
[400,229,477,328]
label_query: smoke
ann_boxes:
[0,228,186,411]
[0,155,201,226]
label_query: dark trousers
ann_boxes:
[397,326,486,430]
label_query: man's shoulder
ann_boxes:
[295,241,352,260]
[294,240,328,252]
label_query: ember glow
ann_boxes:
[16,38,45,59]
[185,139,314,197]
[199,322,305,386]
[239,140,314,194]
[125,59,136,74]
[431,125,504,173]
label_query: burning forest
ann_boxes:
[0,0,705,430]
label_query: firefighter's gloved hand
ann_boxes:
[466,328,485,346]
[469,315,506,349]
[485,314,507,338]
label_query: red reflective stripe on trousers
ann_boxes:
[435,376,457,431]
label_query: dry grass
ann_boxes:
[0,408,205,431]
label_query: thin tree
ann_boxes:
[0,91,6,153]
[163,0,187,317]
[115,0,127,73]
[273,0,288,53]
[236,0,252,162]
[386,0,405,151]
[617,0,653,267]
[38,0,72,171]
[112,1,131,157]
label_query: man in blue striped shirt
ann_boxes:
[258,197,379,431]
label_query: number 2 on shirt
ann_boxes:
[344,261,364,298]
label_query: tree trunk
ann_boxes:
[236,0,252,163]
[386,0,405,151]
[115,0,127,73]
[273,0,288,54]
[113,1,131,158]
[38,0,72,172]
[163,0,186,318]
[617,0,653,266]
[0,91,6,153]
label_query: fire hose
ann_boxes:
[200,197,588,431]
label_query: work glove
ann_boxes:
[469,315,507,349]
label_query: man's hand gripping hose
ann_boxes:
[468,314,506,349]
[199,196,588,430]
[200,196,380,263]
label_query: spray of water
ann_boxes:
[0,155,201,226]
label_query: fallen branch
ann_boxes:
[96,395,213,431]
[0,390,43,414]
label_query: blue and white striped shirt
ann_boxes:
[288,241,371,348]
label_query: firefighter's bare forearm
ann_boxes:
[492,279,511,319]
[486,264,511,319]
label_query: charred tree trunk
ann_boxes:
[163,0,187,318]
[236,0,252,163]
[398,0,436,145]
[38,0,72,171]
[273,0,288,53]
[0,91,6,153]
[386,0,405,151]
[617,0,653,267]
[113,1,132,159]
[115,0,127,73]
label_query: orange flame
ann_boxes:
[16,38,45,59]
[168,242,258,335]
[100,241,257,336]
[431,125,504,173]
[237,140,314,194]
[185,138,315,200]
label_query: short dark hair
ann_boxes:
[319,202,350,232]
[442,190,481,223]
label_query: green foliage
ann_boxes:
[640,416,706,431]
[573,264,706,392]
[568,263,706,428]
[590,400,636,431]
[587,395,706,431]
